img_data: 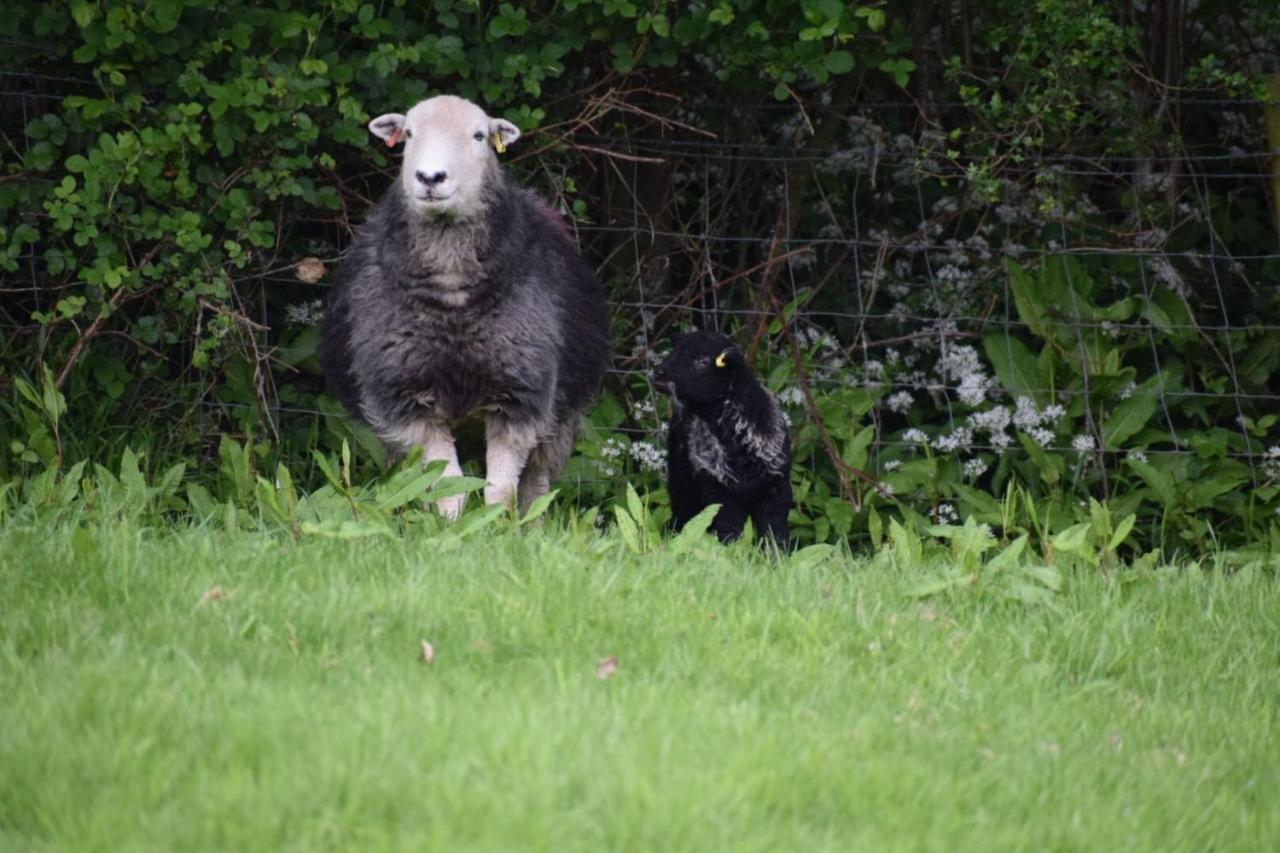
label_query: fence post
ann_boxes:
[1268,73,1280,247]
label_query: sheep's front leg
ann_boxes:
[485,417,538,510]
[419,423,466,520]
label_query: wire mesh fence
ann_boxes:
[3,60,1279,526]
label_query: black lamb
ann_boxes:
[654,330,793,547]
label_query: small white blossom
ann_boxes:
[778,386,806,407]
[1072,434,1096,454]
[1028,427,1055,447]
[903,428,929,447]
[884,459,902,472]
[629,442,667,473]
[1264,446,1280,479]
[1127,450,1148,464]
[285,299,324,326]
[886,390,914,413]
[935,425,974,453]
[963,458,989,480]
[931,502,960,524]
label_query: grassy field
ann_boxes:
[1,516,1277,851]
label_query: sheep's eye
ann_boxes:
[694,356,710,369]
[473,131,486,141]
[403,129,412,139]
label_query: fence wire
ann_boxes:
[2,70,1279,498]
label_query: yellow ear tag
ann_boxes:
[492,135,506,154]
[715,351,728,368]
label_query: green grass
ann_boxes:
[1,518,1277,851]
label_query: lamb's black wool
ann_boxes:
[319,116,608,513]
[655,330,792,547]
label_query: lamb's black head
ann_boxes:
[654,330,748,408]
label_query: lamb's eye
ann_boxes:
[473,131,486,141]
[403,129,412,139]
[694,356,710,369]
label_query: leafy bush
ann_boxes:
[2,0,1278,558]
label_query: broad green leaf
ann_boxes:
[789,543,836,569]
[984,332,1043,402]
[1125,458,1174,506]
[375,460,446,511]
[119,447,148,500]
[613,504,642,553]
[986,534,1028,575]
[311,450,344,492]
[519,489,560,526]
[1102,393,1157,450]
[1052,522,1091,553]
[625,482,644,524]
[421,476,487,504]
[669,503,721,554]
[1018,433,1061,486]
[450,503,506,537]
[1005,258,1052,343]
[1108,513,1136,551]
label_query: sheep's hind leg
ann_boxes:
[517,426,576,514]
[484,417,539,511]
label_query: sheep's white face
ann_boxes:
[368,95,521,221]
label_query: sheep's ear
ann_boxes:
[369,113,407,148]
[489,118,521,154]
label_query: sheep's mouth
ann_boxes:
[414,189,454,205]
[652,377,672,395]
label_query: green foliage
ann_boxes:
[3,0,1277,559]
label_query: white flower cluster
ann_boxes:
[934,425,974,453]
[629,441,667,473]
[935,344,993,406]
[1264,446,1280,480]
[777,386,806,407]
[1011,396,1064,447]
[963,458,989,480]
[968,404,1014,451]
[285,299,324,327]
[1072,434,1097,454]
[931,502,959,524]
[886,390,914,413]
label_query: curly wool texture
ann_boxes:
[320,98,609,514]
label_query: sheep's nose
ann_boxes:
[415,169,448,186]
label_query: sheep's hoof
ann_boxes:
[437,493,465,521]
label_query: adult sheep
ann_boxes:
[320,95,610,518]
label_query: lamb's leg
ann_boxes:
[484,417,539,510]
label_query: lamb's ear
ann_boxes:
[489,118,521,154]
[369,113,407,148]
[714,347,745,370]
